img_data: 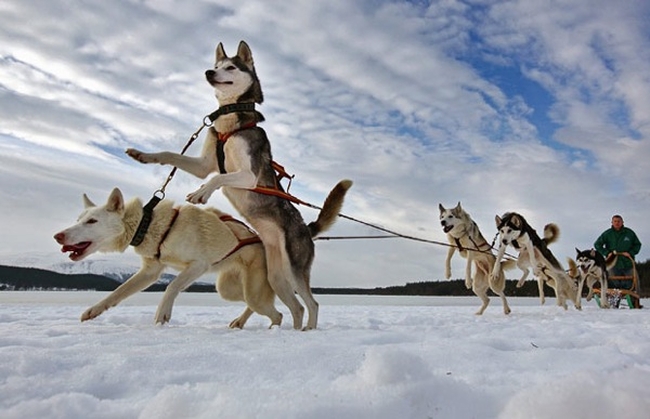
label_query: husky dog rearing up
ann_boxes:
[126,41,352,330]
[490,212,580,309]
[439,202,513,315]
[569,248,615,308]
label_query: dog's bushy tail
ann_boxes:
[567,257,579,279]
[605,252,618,270]
[308,180,353,237]
[543,223,560,245]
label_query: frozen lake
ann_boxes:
[0,291,648,419]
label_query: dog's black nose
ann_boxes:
[205,69,215,79]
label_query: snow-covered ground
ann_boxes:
[0,292,648,419]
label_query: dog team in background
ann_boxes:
[439,203,641,314]
[56,40,641,328]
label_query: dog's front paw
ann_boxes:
[465,278,472,289]
[81,305,105,321]
[126,148,158,164]
[516,279,525,288]
[186,185,214,205]
[445,268,452,280]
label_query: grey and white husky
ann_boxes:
[490,212,580,309]
[439,202,513,315]
[126,41,352,329]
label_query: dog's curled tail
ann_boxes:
[543,223,560,245]
[605,252,618,270]
[308,179,353,238]
[567,257,579,279]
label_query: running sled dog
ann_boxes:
[568,248,615,308]
[490,212,580,309]
[439,202,513,315]
[126,41,352,330]
[54,188,283,327]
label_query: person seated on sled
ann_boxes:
[594,214,642,290]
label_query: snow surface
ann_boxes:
[0,292,649,419]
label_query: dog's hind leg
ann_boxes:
[487,268,511,315]
[155,261,210,324]
[264,240,305,330]
[81,259,165,321]
[292,272,319,330]
[229,307,254,329]
[472,274,490,315]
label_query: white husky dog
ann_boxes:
[439,202,513,315]
[126,41,352,329]
[490,212,580,309]
[54,187,282,327]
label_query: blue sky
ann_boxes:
[1,0,649,288]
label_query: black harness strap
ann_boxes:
[217,140,226,174]
[130,195,163,247]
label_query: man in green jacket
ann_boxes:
[594,214,642,291]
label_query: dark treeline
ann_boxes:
[1,262,648,297]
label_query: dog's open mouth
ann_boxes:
[443,225,453,233]
[61,242,92,261]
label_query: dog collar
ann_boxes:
[207,103,256,124]
[130,195,163,247]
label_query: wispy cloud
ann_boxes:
[1,0,648,287]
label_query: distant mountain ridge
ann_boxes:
[0,265,215,292]
[0,252,195,284]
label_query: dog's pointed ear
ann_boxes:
[236,40,254,67]
[106,188,124,213]
[216,42,227,62]
[589,249,596,257]
[438,203,444,214]
[511,215,521,228]
[575,247,580,255]
[455,202,462,211]
[83,194,96,208]
[495,215,502,227]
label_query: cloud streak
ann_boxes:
[1,0,649,287]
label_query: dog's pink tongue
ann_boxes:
[61,242,91,256]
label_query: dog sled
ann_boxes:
[593,254,642,309]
